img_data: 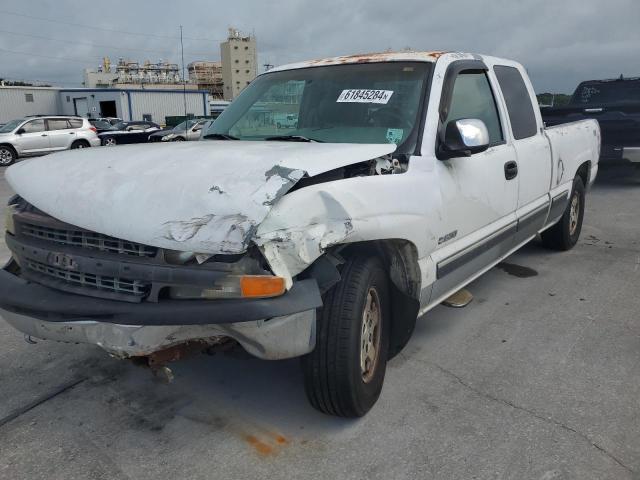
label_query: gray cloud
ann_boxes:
[0,0,638,93]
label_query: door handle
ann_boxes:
[504,161,518,180]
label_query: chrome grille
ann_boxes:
[25,259,150,297]
[21,223,157,257]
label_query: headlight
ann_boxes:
[5,205,17,235]
[169,275,285,300]
[161,134,174,141]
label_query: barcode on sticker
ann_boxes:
[337,89,394,104]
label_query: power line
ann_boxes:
[0,9,225,42]
[0,29,220,58]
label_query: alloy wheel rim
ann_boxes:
[105,138,116,146]
[569,192,580,236]
[0,149,11,165]
[360,287,381,383]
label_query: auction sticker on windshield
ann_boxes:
[337,89,394,104]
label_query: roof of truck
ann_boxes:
[269,50,452,73]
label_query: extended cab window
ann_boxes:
[494,66,538,140]
[445,71,503,145]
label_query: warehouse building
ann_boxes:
[0,86,209,125]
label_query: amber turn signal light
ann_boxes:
[240,275,286,298]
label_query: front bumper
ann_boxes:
[0,267,321,359]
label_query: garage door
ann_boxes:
[73,97,89,117]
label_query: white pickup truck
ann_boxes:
[1,51,599,417]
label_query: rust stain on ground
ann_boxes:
[274,434,289,445]
[244,435,274,456]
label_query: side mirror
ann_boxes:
[439,118,490,159]
[16,128,25,135]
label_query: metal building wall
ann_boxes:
[0,87,60,123]
[128,90,209,124]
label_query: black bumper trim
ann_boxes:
[0,269,322,326]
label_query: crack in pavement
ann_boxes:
[425,360,635,476]
[0,376,88,428]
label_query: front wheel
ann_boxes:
[541,176,585,250]
[0,145,16,166]
[172,137,185,142]
[302,255,390,417]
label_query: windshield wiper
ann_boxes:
[202,133,239,140]
[264,135,323,143]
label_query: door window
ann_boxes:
[445,71,503,145]
[21,119,45,133]
[493,66,537,140]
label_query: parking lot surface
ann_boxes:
[0,165,638,480]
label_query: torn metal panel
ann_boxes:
[2,308,316,360]
[6,142,395,255]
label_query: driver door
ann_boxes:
[429,65,519,301]
[14,119,50,154]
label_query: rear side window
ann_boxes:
[69,119,83,128]
[570,80,640,106]
[445,71,503,145]
[47,119,71,131]
[494,66,538,140]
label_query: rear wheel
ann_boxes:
[0,145,16,166]
[103,137,117,147]
[70,140,89,149]
[541,176,585,250]
[302,255,390,417]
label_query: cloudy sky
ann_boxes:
[0,0,638,93]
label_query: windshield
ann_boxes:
[205,62,432,152]
[0,119,24,133]
[570,80,640,106]
[112,121,128,131]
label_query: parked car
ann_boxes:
[0,51,599,417]
[88,119,115,134]
[148,119,208,142]
[542,76,640,163]
[0,116,100,166]
[99,121,161,146]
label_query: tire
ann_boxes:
[172,137,185,142]
[0,145,16,166]
[302,255,390,417]
[70,140,89,149]
[103,137,117,147]
[541,176,585,250]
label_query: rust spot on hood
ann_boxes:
[306,50,449,66]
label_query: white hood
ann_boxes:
[6,141,395,254]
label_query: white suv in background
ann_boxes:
[0,116,100,166]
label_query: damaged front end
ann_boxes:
[0,141,399,361]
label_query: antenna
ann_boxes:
[180,25,187,136]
